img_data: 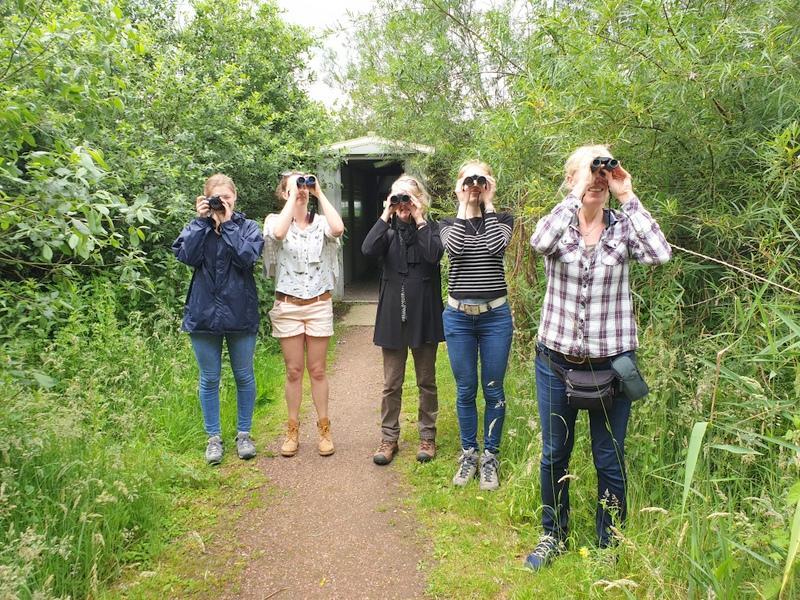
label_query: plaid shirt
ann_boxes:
[530,194,671,358]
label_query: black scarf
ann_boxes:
[394,218,420,274]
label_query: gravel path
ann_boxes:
[223,318,427,599]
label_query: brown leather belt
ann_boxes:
[555,351,609,366]
[275,291,332,305]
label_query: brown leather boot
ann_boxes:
[373,440,399,465]
[280,419,300,457]
[317,417,335,456]
[416,438,436,463]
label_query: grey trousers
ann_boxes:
[381,342,439,442]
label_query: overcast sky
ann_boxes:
[276,0,377,109]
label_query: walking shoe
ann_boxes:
[416,439,436,463]
[452,448,478,486]
[205,435,223,465]
[524,535,566,571]
[373,440,399,465]
[280,419,300,457]
[317,417,335,456]
[479,449,500,491]
[235,431,256,460]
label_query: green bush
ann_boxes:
[339,0,800,596]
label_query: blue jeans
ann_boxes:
[190,332,258,436]
[443,303,513,454]
[535,343,633,546]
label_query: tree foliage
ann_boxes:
[0,0,329,307]
[336,0,800,595]
[0,0,329,595]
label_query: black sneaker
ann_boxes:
[524,535,566,571]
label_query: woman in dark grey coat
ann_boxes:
[361,175,444,465]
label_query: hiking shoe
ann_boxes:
[373,440,399,465]
[479,449,500,491]
[452,448,478,486]
[205,435,223,465]
[235,431,256,460]
[524,535,566,571]
[317,417,335,456]
[416,439,436,463]
[280,419,300,457]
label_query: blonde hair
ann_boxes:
[392,174,431,211]
[274,170,304,207]
[563,144,613,188]
[457,160,494,180]
[204,173,236,197]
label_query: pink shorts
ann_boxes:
[269,298,334,338]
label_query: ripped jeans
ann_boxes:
[443,303,513,454]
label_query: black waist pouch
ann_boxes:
[562,368,618,411]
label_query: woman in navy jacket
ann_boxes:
[172,173,265,465]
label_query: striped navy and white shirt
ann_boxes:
[530,193,671,358]
[439,211,514,300]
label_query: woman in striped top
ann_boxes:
[439,160,514,491]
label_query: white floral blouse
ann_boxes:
[263,213,340,299]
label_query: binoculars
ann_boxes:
[590,157,619,172]
[463,174,488,188]
[206,195,225,211]
[390,193,412,205]
[296,175,316,187]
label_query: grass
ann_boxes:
[391,330,799,599]
[0,282,286,599]
[4,288,797,598]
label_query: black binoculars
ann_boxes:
[296,175,316,187]
[206,195,225,211]
[463,174,488,188]
[590,157,619,173]
[390,193,412,205]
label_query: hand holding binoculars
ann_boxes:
[590,157,619,173]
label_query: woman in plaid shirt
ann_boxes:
[525,145,671,570]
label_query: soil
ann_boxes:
[222,312,428,599]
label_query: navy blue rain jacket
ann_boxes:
[172,212,265,334]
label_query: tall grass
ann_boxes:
[0,280,283,598]
[395,303,799,598]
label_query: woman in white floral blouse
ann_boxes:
[263,171,344,458]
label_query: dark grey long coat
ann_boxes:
[361,218,445,350]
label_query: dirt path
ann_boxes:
[223,311,427,599]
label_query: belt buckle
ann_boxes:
[563,353,586,365]
[463,304,481,316]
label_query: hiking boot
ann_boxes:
[280,419,300,457]
[452,448,478,486]
[235,431,256,460]
[416,439,436,463]
[479,449,500,491]
[317,417,335,456]
[205,435,223,465]
[524,535,566,571]
[373,440,399,465]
